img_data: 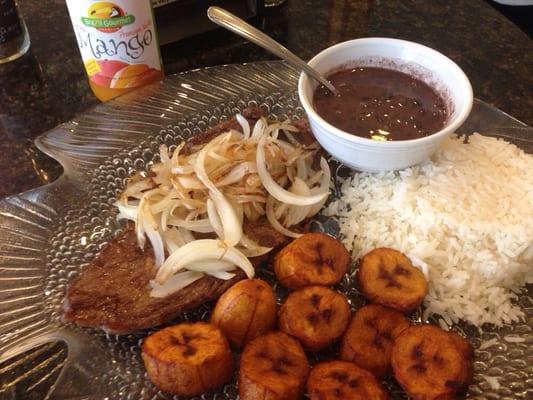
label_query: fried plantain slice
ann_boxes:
[357,247,428,313]
[211,279,277,348]
[279,285,351,351]
[391,324,473,400]
[274,233,350,290]
[141,322,233,396]
[307,360,390,400]
[340,304,410,377]
[447,330,475,394]
[239,331,310,400]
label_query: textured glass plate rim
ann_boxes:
[0,61,530,400]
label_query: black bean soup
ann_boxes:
[313,67,448,141]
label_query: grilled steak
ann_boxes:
[63,220,287,333]
[62,109,298,334]
[62,224,240,333]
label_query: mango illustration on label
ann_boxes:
[66,0,163,101]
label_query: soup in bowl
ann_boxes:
[298,38,473,171]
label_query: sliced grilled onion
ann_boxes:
[115,115,332,298]
[166,217,214,233]
[239,234,272,257]
[250,117,266,140]
[275,202,289,220]
[239,246,272,257]
[196,136,242,246]
[149,190,178,214]
[170,141,185,163]
[179,227,195,243]
[120,179,154,203]
[145,226,165,268]
[151,145,171,176]
[257,136,328,206]
[155,239,254,284]
[207,198,224,239]
[296,157,309,181]
[266,196,302,239]
[229,194,267,204]
[307,157,331,217]
[150,271,204,298]
[284,177,311,227]
[177,176,205,190]
[171,164,194,174]
[184,259,235,272]
[207,270,236,280]
[236,113,250,139]
[216,161,257,186]
[163,227,186,252]
[209,189,242,246]
[115,202,137,222]
[134,196,149,249]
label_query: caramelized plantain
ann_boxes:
[239,331,309,400]
[274,233,350,290]
[391,325,474,400]
[448,330,475,393]
[211,279,277,348]
[358,248,428,313]
[340,304,410,377]
[279,285,351,351]
[141,322,233,396]
[307,360,390,400]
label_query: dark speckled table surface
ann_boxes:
[0,0,532,198]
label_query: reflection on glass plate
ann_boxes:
[0,61,531,400]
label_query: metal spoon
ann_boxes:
[207,6,337,94]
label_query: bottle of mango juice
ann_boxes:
[66,0,164,102]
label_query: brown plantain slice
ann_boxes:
[279,285,351,351]
[391,324,473,400]
[307,360,390,400]
[141,322,233,396]
[274,233,350,290]
[357,247,428,313]
[340,304,410,377]
[447,330,475,395]
[211,279,277,348]
[239,331,310,400]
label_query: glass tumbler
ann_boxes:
[0,0,30,64]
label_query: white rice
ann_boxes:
[438,318,450,331]
[324,133,533,327]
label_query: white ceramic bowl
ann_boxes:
[298,38,473,171]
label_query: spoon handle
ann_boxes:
[207,6,336,94]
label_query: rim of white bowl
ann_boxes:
[298,37,474,147]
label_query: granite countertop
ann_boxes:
[0,0,531,198]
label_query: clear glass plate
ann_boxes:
[0,61,531,400]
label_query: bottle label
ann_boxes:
[66,0,162,90]
[0,0,23,44]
